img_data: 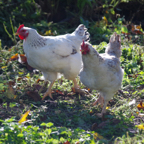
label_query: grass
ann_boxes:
[0,22,144,143]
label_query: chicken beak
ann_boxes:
[15,32,19,36]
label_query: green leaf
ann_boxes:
[40,122,47,126]
[90,140,96,144]
[41,122,53,128]
[5,118,14,123]
[121,26,128,33]
[17,133,24,137]
[46,122,53,128]
[0,83,5,91]
[0,119,4,123]
[110,8,115,15]
[47,129,52,135]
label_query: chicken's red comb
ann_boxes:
[17,24,24,32]
[81,40,85,47]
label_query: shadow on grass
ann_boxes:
[29,93,136,141]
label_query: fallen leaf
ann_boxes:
[20,54,27,63]
[106,106,110,110]
[136,25,141,29]
[18,72,24,75]
[93,132,105,140]
[36,78,41,83]
[26,76,30,79]
[17,54,34,71]
[136,112,139,115]
[87,88,90,91]
[1,66,7,69]
[129,99,136,106]
[44,30,52,36]
[18,110,30,124]
[102,16,108,25]
[56,90,64,95]
[10,53,18,61]
[136,124,144,130]
[105,10,108,13]
[131,25,143,35]
[63,141,70,144]
[17,77,23,81]
[14,95,17,99]
[122,32,130,35]
[137,101,144,111]
[27,91,41,102]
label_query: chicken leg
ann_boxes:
[101,99,109,114]
[93,95,104,108]
[96,99,109,118]
[42,81,55,100]
[72,78,88,95]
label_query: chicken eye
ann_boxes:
[22,30,25,32]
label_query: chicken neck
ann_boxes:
[82,55,95,70]
[25,30,46,49]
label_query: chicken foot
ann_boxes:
[72,79,88,95]
[96,99,109,118]
[42,81,55,100]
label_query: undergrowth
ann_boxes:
[0,1,144,143]
[0,22,144,143]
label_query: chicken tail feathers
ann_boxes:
[74,24,90,42]
[105,32,122,58]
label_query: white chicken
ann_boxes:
[16,24,90,100]
[79,33,124,117]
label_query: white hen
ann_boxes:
[16,24,90,100]
[79,33,124,116]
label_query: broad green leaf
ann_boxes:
[46,122,53,127]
